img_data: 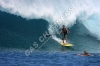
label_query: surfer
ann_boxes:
[78,50,92,56]
[59,25,70,44]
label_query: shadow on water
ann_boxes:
[61,46,75,51]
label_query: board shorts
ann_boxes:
[62,32,68,39]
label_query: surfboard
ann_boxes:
[60,42,74,46]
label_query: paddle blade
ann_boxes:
[46,35,51,37]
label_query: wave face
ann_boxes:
[0,0,100,52]
[0,11,49,49]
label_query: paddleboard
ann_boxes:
[60,42,74,46]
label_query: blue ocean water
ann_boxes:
[0,51,100,66]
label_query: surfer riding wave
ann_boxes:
[59,25,70,44]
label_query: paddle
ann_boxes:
[46,34,59,37]
[46,34,51,37]
[46,32,70,37]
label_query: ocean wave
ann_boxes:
[0,0,100,51]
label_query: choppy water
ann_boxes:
[0,52,100,66]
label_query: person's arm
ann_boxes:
[59,30,62,34]
[87,54,91,56]
[66,28,70,33]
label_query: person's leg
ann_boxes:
[66,38,68,44]
[63,34,66,43]
[62,37,64,43]
[65,34,68,44]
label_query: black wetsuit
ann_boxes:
[62,28,68,38]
